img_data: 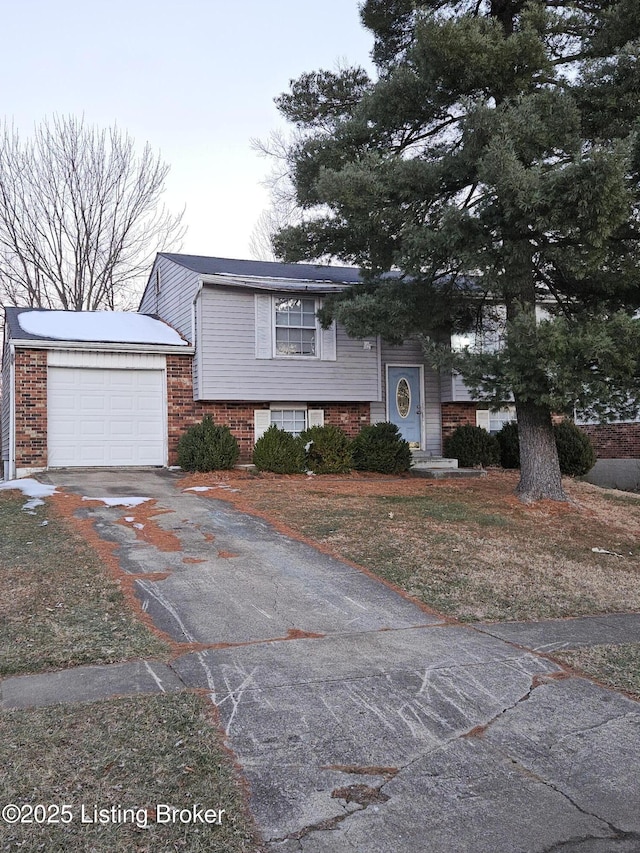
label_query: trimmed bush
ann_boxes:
[496,420,520,469]
[351,422,412,474]
[176,415,240,472]
[300,424,352,474]
[443,425,501,468]
[252,425,306,474]
[496,419,596,476]
[554,419,596,476]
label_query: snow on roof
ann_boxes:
[17,310,188,346]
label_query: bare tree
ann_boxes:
[249,130,302,262]
[0,115,185,310]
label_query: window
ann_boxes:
[477,406,516,434]
[254,407,324,444]
[270,408,307,437]
[274,297,317,356]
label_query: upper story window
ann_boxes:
[274,297,317,357]
[255,292,336,361]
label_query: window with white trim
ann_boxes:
[270,408,307,436]
[254,407,324,444]
[477,406,517,434]
[274,297,317,356]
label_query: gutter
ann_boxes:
[8,339,194,355]
[199,273,348,293]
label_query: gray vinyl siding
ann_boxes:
[197,286,381,402]
[378,339,442,455]
[1,338,10,464]
[139,256,198,342]
[440,370,475,402]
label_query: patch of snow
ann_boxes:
[82,496,150,507]
[133,523,145,530]
[17,310,188,346]
[183,486,212,492]
[124,516,135,522]
[0,478,58,511]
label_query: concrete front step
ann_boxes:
[411,467,487,479]
[411,454,459,470]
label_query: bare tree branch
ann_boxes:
[0,115,185,311]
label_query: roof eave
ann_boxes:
[199,273,351,292]
[9,338,194,355]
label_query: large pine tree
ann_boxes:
[273,0,640,501]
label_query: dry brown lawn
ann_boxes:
[181,469,640,623]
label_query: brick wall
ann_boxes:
[166,354,371,463]
[14,348,48,470]
[580,423,640,459]
[441,402,478,443]
[312,401,371,438]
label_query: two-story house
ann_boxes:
[138,253,444,462]
[3,252,636,483]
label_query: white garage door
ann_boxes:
[48,367,166,467]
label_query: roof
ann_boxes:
[158,253,365,286]
[4,307,189,347]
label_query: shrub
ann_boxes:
[351,422,412,474]
[299,424,352,474]
[443,425,501,468]
[495,419,596,476]
[252,425,305,474]
[176,415,240,472]
[496,421,520,469]
[554,419,596,476]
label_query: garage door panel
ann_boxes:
[48,367,165,467]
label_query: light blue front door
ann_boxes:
[387,366,422,447]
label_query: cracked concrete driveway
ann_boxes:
[45,469,640,852]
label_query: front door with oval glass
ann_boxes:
[387,366,422,448]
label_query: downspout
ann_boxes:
[192,280,204,400]
[8,342,15,480]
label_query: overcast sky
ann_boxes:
[1,1,374,261]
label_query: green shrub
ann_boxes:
[300,424,352,474]
[443,425,501,468]
[351,422,412,474]
[496,419,596,476]
[176,415,240,472]
[252,425,305,474]
[496,421,520,469]
[554,419,596,476]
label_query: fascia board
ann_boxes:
[9,338,194,355]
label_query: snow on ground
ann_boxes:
[0,478,59,510]
[17,310,189,346]
[81,496,150,507]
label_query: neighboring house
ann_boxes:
[2,252,637,481]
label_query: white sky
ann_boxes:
[1,1,374,262]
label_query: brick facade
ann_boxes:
[580,423,640,459]
[440,402,478,444]
[10,348,639,469]
[14,349,48,471]
[9,350,373,471]
[440,398,640,460]
[165,354,371,463]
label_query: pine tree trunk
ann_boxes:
[515,400,567,502]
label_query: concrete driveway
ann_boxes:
[40,469,640,852]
